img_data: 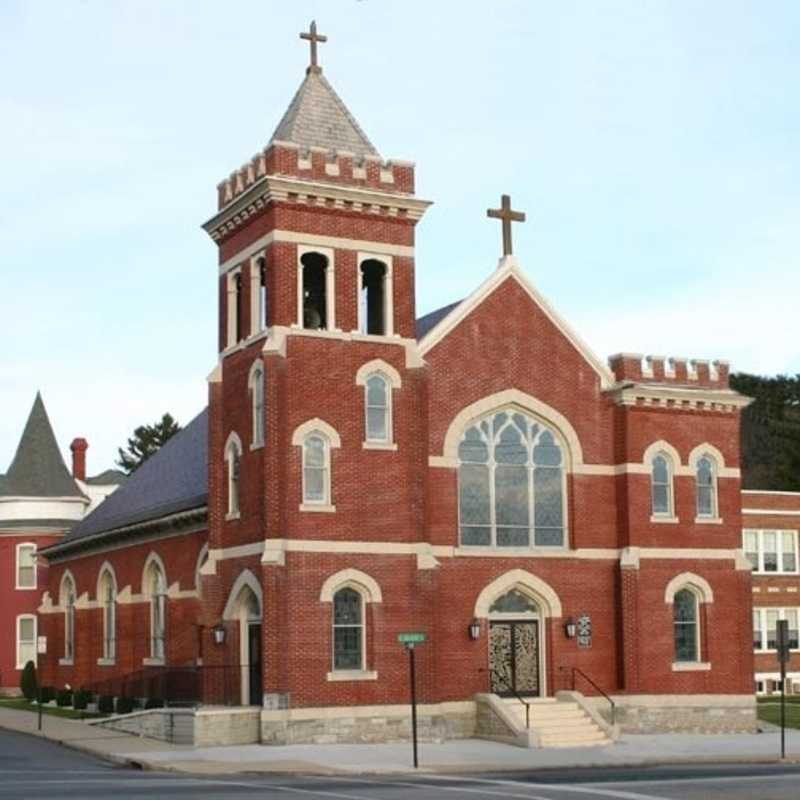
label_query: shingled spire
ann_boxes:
[269,22,379,158]
[0,392,83,498]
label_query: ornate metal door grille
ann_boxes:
[489,621,539,697]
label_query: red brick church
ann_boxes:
[38,23,757,745]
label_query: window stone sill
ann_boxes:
[225,511,241,522]
[650,515,679,524]
[695,516,722,525]
[671,661,710,672]
[249,441,264,452]
[362,441,398,451]
[453,546,570,558]
[58,658,74,667]
[143,657,165,667]
[96,658,115,667]
[300,503,336,513]
[326,670,377,682]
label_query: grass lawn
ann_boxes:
[757,697,800,729]
[0,698,101,720]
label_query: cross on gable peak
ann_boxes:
[300,19,328,74]
[487,194,526,256]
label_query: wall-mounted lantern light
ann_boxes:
[469,619,481,640]
[212,623,226,645]
[564,618,577,639]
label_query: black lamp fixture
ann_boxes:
[468,618,481,640]
[212,623,226,645]
[564,617,577,639]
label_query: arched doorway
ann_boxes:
[222,572,263,707]
[487,588,542,698]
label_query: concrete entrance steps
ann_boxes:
[502,697,612,748]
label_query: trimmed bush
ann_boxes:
[144,697,164,710]
[72,689,93,710]
[98,695,115,714]
[38,686,55,704]
[115,696,136,715]
[20,661,37,701]
[56,689,73,707]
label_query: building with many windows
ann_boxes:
[37,25,761,745]
[742,491,800,694]
[0,394,122,694]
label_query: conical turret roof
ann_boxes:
[0,393,82,498]
[270,69,379,158]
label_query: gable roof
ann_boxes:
[57,407,208,546]
[1,393,83,499]
[417,256,616,389]
[270,69,379,158]
[416,301,462,341]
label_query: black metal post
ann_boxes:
[409,645,418,769]
[781,653,787,760]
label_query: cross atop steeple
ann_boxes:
[300,20,328,74]
[487,194,526,256]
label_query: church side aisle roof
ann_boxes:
[416,301,462,341]
[0,392,83,499]
[269,69,380,158]
[57,407,208,545]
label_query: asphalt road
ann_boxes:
[2,729,800,799]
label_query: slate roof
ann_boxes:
[86,469,127,486]
[0,393,83,499]
[415,301,462,341]
[270,69,379,158]
[58,407,208,545]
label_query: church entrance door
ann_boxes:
[489,620,540,697]
[247,622,262,706]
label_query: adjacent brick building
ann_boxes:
[38,26,763,742]
[0,394,122,694]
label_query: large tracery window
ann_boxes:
[458,410,566,548]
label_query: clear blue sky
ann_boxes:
[1,1,799,473]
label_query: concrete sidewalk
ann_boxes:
[1,706,798,775]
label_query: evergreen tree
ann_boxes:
[116,413,181,474]
[732,373,800,491]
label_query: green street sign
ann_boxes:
[398,632,427,644]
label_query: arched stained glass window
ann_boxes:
[303,434,330,505]
[365,373,390,442]
[651,453,673,516]
[458,411,566,548]
[673,588,699,662]
[333,587,364,670]
[99,570,116,661]
[696,455,717,518]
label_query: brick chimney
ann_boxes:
[70,438,88,482]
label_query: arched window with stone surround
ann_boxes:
[249,362,265,448]
[458,410,566,548]
[332,587,364,671]
[673,587,700,663]
[301,251,329,330]
[144,558,167,662]
[60,573,76,662]
[695,454,718,519]
[225,433,242,517]
[650,452,674,517]
[98,567,116,661]
[364,372,390,443]
[303,433,331,505]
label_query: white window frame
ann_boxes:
[672,586,702,665]
[297,245,335,331]
[98,568,117,663]
[694,453,720,521]
[364,372,391,445]
[744,529,799,575]
[248,361,265,449]
[331,586,367,673]
[356,253,394,336]
[16,614,37,670]
[753,607,800,652]
[144,560,167,663]
[15,542,37,590]
[302,433,332,508]
[292,419,341,512]
[650,451,676,521]
[60,572,76,664]
[225,432,243,519]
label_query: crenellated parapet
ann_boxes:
[608,353,730,389]
[216,142,415,211]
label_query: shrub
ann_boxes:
[56,689,73,707]
[144,697,164,710]
[19,661,37,701]
[115,696,136,715]
[98,695,115,714]
[73,689,93,710]
[38,686,55,704]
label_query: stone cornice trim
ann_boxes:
[204,176,432,242]
[606,382,752,412]
[742,508,800,516]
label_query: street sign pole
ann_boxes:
[777,619,789,759]
[398,632,426,769]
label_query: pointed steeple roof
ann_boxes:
[269,69,380,158]
[0,393,83,498]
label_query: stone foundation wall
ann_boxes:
[90,709,194,744]
[587,694,757,734]
[195,708,261,746]
[261,702,475,745]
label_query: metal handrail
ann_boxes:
[488,669,531,729]
[561,666,616,726]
